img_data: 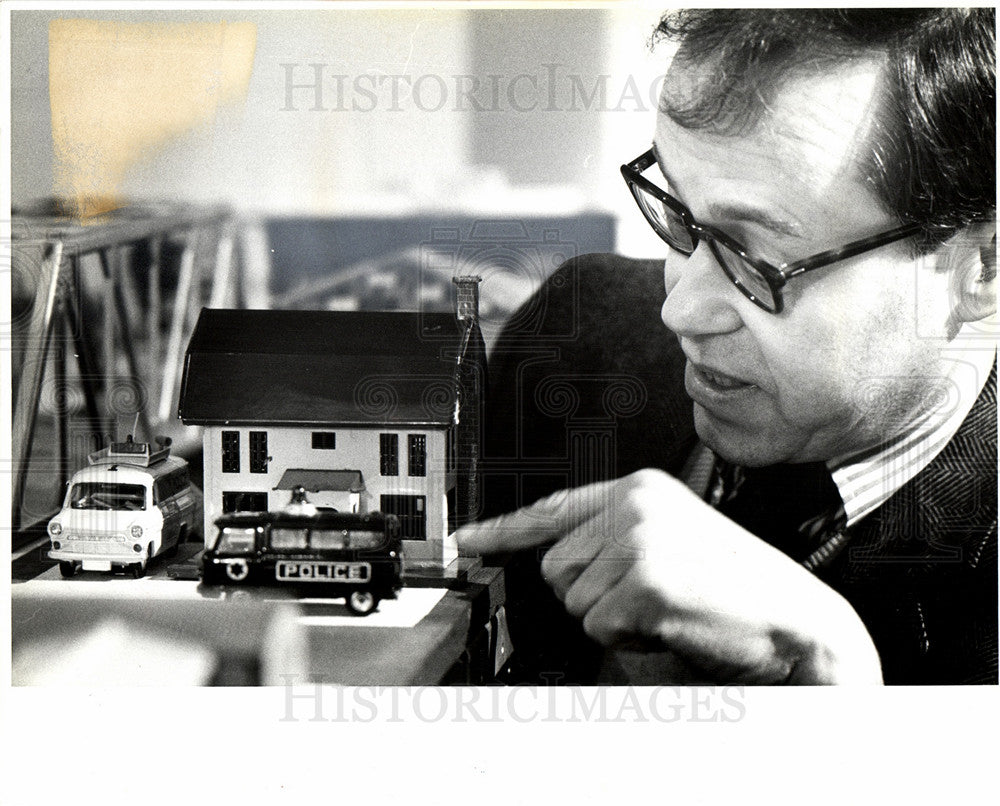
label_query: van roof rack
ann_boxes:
[87,439,169,468]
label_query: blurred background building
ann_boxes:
[8,5,676,531]
[12,6,671,251]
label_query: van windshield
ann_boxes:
[70,482,147,511]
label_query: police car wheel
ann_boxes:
[59,561,77,578]
[346,590,378,615]
[225,559,250,582]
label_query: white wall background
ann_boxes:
[10,5,672,258]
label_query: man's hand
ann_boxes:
[456,469,882,685]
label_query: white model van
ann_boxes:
[47,438,202,578]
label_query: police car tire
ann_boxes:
[59,561,77,578]
[346,590,378,615]
[226,559,250,582]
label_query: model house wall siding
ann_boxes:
[202,424,455,566]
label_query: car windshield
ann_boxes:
[69,482,147,511]
[215,527,257,553]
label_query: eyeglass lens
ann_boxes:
[709,243,777,311]
[632,182,778,311]
[632,185,695,251]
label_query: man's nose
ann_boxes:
[660,245,744,336]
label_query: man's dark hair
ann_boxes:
[654,9,996,252]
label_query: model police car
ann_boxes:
[201,490,403,615]
[47,436,202,578]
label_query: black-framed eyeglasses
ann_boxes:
[621,149,922,313]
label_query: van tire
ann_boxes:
[130,545,151,578]
[59,561,77,578]
[167,526,186,557]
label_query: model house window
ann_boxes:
[222,431,240,473]
[249,431,268,473]
[222,491,268,513]
[380,494,426,540]
[380,433,398,476]
[311,432,337,450]
[408,434,426,477]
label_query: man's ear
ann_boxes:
[947,222,996,327]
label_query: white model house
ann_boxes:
[179,277,486,570]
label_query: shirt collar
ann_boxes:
[827,346,996,527]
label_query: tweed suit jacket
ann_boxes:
[483,253,998,684]
[817,362,997,684]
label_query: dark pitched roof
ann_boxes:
[179,308,464,426]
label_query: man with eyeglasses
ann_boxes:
[458,9,996,684]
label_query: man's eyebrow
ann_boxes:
[651,143,805,240]
[706,202,805,239]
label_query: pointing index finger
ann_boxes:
[455,478,619,555]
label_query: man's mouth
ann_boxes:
[687,362,756,395]
[698,367,749,390]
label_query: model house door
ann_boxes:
[380,494,426,539]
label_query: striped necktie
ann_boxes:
[709,456,849,571]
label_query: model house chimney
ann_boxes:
[452,275,485,528]
[453,275,482,325]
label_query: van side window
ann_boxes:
[153,470,188,503]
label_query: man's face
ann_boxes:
[655,56,956,466]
